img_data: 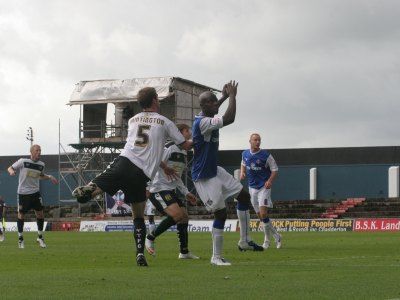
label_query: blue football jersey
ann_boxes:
[191,115,223,181]
[242,149,278,189]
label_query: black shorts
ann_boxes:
[149,190,185,214]
[92,156,150,204]
[18,192,44,213]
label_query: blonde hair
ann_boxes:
[249,133,260,139]
[30,144,41,153]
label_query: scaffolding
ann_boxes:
[59,77,219,216]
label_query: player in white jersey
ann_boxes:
[144,198,157,234]
[145,124,199,260]
[7,144,58,249]
[191,81,263,267]
[72,87,193,267]
[240,133,282,249]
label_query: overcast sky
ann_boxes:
[1,0,399,156]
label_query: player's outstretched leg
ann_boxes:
[72,182,97,203]
[145,215,176,256]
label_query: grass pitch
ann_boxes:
[0,231,399,300]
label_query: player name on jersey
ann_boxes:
[131,116,165,125]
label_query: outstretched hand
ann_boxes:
[50,176,58,184]
[225,80,238,97]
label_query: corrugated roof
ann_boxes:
[67,76,219,105]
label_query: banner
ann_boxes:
[249,219,354,232]
[353,219,400,232]
[105,190,132,216]
[80,220,237,232]
[79,218,400,232]
[80,220,133,232]
[4,222,48,232]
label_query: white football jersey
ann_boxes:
[149,142,189,195]
[11,158,45,194]
[120,111,185,179]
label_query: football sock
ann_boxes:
[211,227,224,257]
[262,217,271,243]
[236,203,251,244]
[37,218,44,238]
[148,222,156,234]
[267,219,279,238]
[177,223,189,254]
[133,218,146,255]
[149,216,176,240]
[17,219,24,237]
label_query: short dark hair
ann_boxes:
[137,87,157,109]
[176,123,190,133]
[199,91,217,105]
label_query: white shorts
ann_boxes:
[194,166,243,212]
[249,186,273,213]
[144,199,156,216]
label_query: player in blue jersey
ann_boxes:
[192,81,263,266]
[7,144,58,249]
[240,133,282,249]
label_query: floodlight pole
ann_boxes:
[26,126,34,145]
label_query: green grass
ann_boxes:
[0,231,399,300]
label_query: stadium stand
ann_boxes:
[4,198,400,223]
[341,197,400,218]
[187,198,400,220]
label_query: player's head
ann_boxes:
[30,144,41,161]
[176,123,191,140]
[199,91,218,117]
[249,133,261,151]
[137,87,159,110]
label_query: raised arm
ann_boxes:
[222,80,238,127]
[216,83,229,108]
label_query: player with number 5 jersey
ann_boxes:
[72,87,192,267]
